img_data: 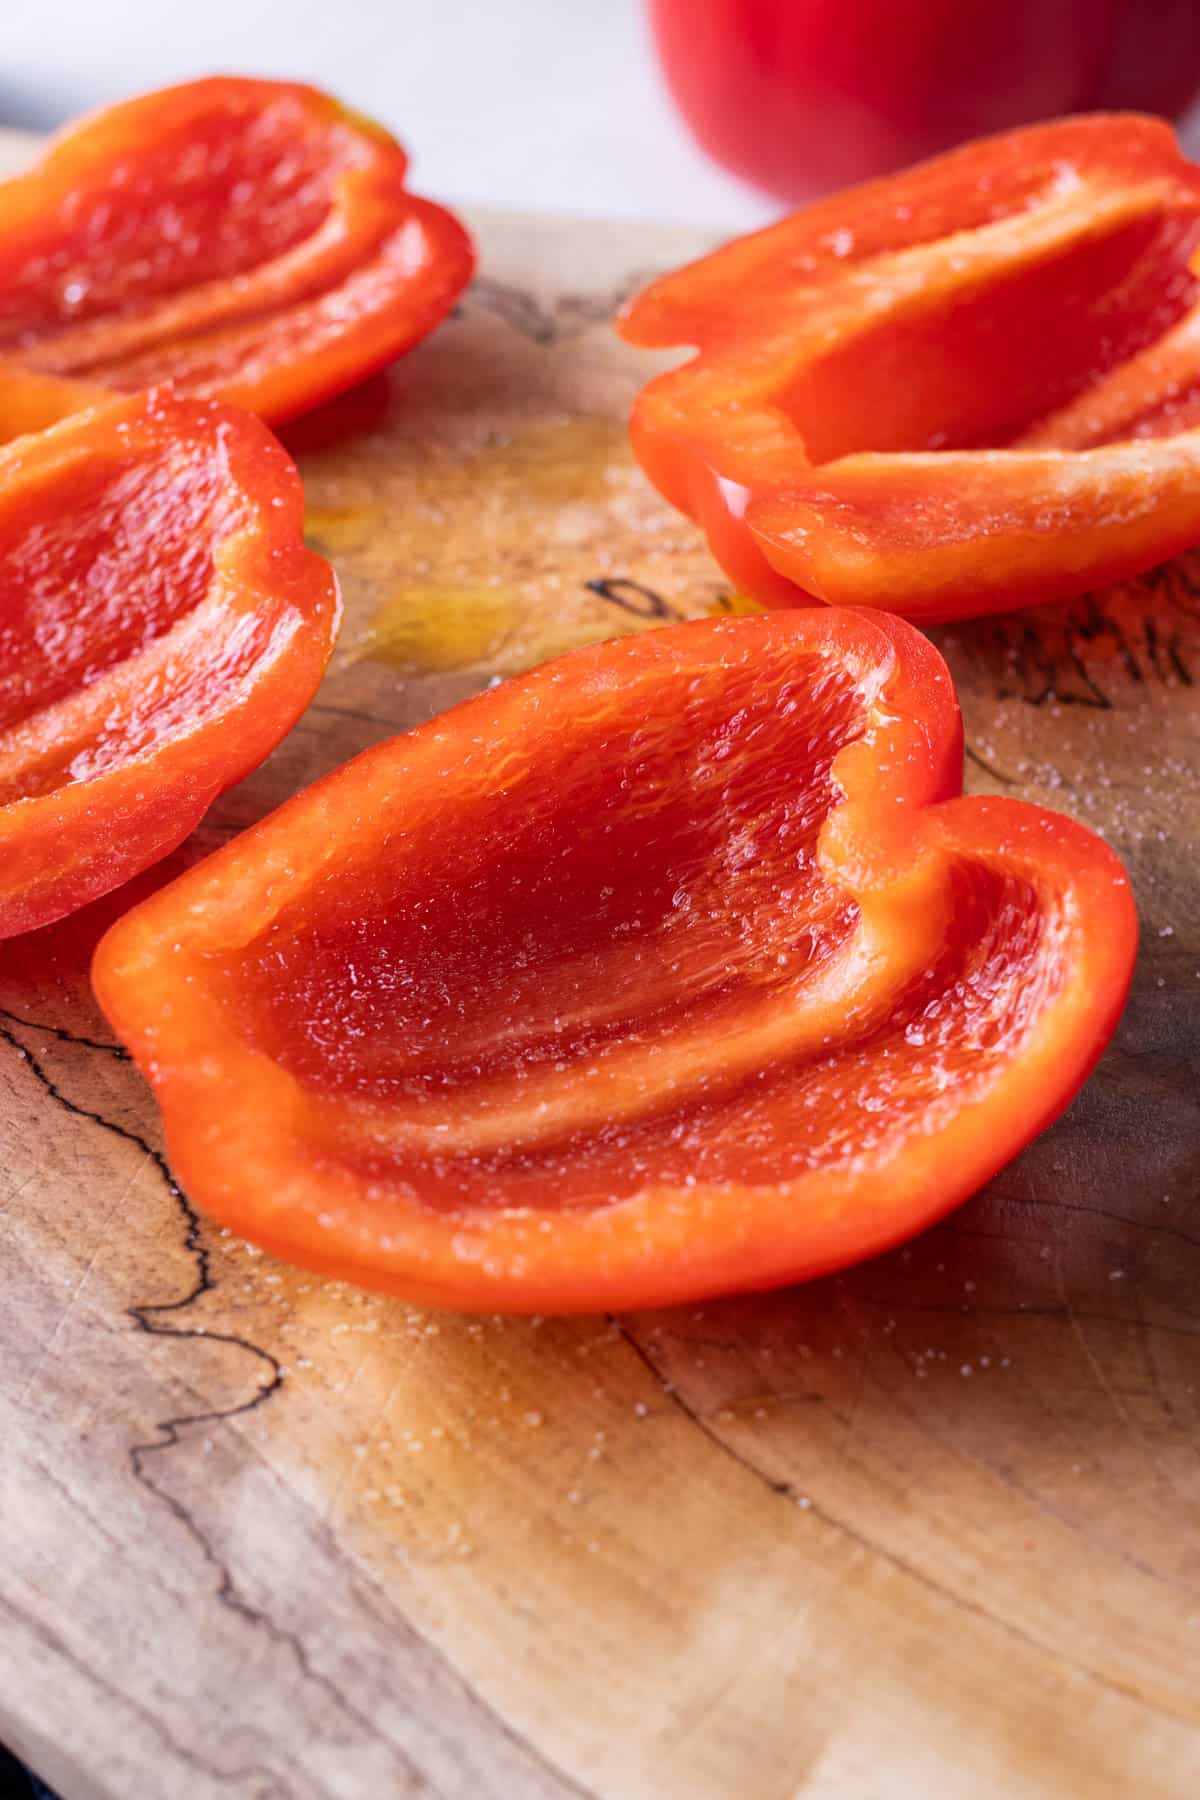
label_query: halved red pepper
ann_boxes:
[0,377,340,938]
[93,610,1135,1313]
[0,76,474,425]
[620,116,1200,623]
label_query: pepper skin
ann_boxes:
[0,77,474,425]
[620,116,1200,623]
[0,384,340,937]
[649,0,1200,202]
[93,610,1135,1313]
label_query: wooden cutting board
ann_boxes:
[1,129,1198,1800]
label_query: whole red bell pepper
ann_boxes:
[0,378,340,938]
[93,609,1135,1313]
[650,0,1200,201]
[621,115,1200,623]
[0,77,474,425]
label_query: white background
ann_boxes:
[5,1,1200,230]
[0,0,779,231]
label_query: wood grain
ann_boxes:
[1,129,1198,1800]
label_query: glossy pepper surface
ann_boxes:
[649,0,1200,201]
[0,381,340,937]
[621,116,1200,623]
[0,76,474,424]
[93,610,1135,1313]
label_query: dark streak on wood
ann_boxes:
[469,272,664,347]
[963,744,1017,787]
[606,1317,1192,1727]
[470,279,559,346]
[584,578,679,621]
[0,1005,129,1060]
[979,558,1200,707]
[2,1018,595,1800]
[308,700,409,734]
[0,1019,284,1529]
[998,1191,1200,1255]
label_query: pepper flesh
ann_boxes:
[0,381,340,937]
[93,610,1135,1313]
[620,115,1200,623]
[0,76,474,425]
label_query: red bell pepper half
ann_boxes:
[0,381,340,937]
[0,77,474,425]
[620,116,1200,623]
[93,610,1135,1312]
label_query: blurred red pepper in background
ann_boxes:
[649,0,1200,201]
